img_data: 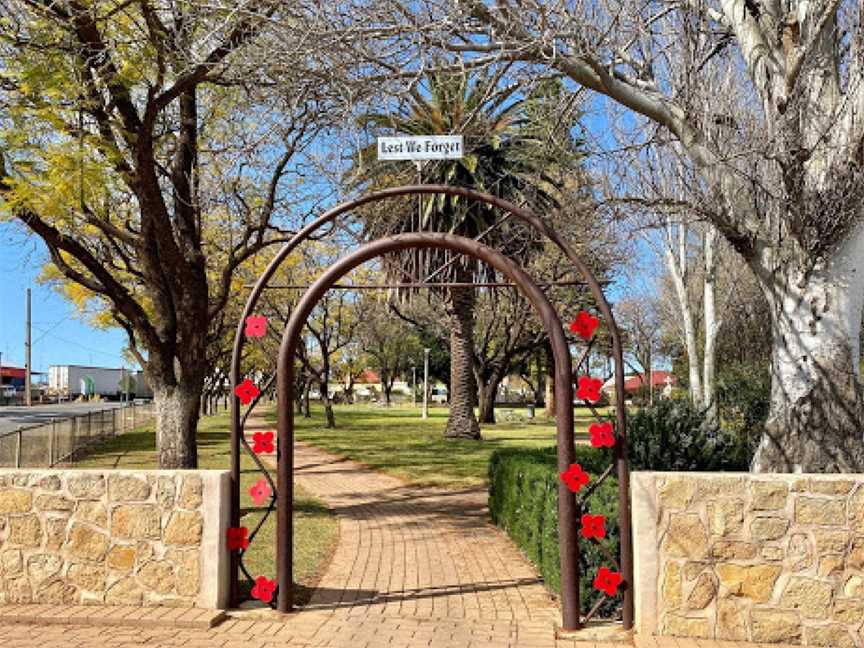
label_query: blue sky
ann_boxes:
[0,88,660,378]
[0,224,131,376]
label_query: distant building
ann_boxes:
[0,365,27,388]
[602,371,677,396]
[338,368,415,400]
[1,365,46,402]
[0,365,44,388]
[356,368,381,385]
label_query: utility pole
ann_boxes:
[422,348,430,420]
[25,288,32,407]
[411,364,417,408]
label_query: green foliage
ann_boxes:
[715,362,770,462]
[350,69,587,272]
[627,399,750,471]
[628,384,653,407]
[487,401,752,620]
[356,298,424,396]
[488,445,621,618]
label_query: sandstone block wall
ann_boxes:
[0,469,230,609]
[632,472,864,647]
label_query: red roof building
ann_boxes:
[1,366,28,389]
[0,366,27,381]
[355,368,381,385]
[602,371,676,394]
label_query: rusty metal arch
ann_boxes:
[229,185,633,631]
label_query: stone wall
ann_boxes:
[632,472,864,647]
[0,469,230,608]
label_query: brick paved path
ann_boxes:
[0,415,803,648]
[0,610,559,647]
[292,441,561,625]
[0,616,807,648]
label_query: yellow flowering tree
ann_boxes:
[0,3,323,467]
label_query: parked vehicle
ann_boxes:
[48,365,152,400]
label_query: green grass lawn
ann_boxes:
[278,402,608,488]
[76,411,338,605]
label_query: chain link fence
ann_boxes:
[0,403,156,468]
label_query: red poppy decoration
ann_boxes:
[589,421,616,448]
[235,378,260,405]
[581,514,607,539]
[594,567,623,597]
[249,478,271,506]
[577,376,603,403]
[252,431,275,454]
[560,463,590,493]
[245,315,268,339]
[251,576,277,604]
[570,311,599,341]
[226,526,249,551]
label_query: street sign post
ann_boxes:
[377,135,463,161]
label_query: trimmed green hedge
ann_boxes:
[488,445,620,617]
[488,402,745,618]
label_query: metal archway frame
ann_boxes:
[229,185,633,630]
[278,232,578,620]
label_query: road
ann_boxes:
[0,402,127,435]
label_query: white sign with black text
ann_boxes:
[377,135,464,161]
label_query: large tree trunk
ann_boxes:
[543,342,555,418]
[477,372,495,424]
[751,226,864,472]
[527,349,543,406]
[295,372,306,414]
[153,381,201,468]
[702,226,720,423]
[445,277,481,440]
[320,380,336,428]
[478,362,510,424]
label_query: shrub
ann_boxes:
[627,399,750,471]
[629,384,652,407]
[488,445,621,618]
[715,362,770,462]
[488,399,752,620]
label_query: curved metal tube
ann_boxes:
[276,232,577,623]
[229,185,633,628]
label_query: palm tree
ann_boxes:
[349,70,584,439]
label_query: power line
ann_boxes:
[29,326,127,362]
[32,314,72,344]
